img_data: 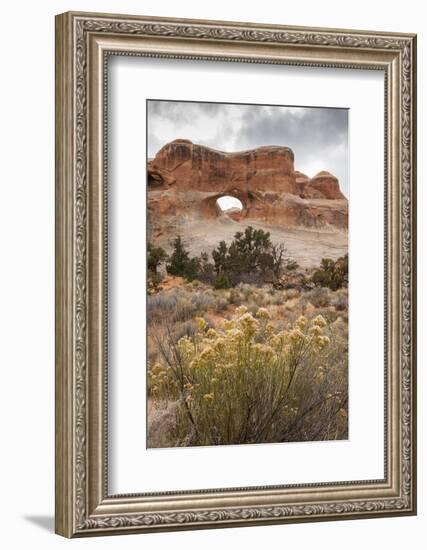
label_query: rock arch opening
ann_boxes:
[216,196,244,217]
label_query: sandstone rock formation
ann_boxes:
[301,171,346,200]
[148,139,297,194]
[147,139,348,262]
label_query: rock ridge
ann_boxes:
[147,139,348,243]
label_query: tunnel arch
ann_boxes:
[216,195,243,214]
[201,191,249,220]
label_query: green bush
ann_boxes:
[286,259,299,271]
[148,242,167,274]
[147,242,167,292]
[212,226,287,285]
[166,235,190,277]
[166,236,200,281]
[196,252,216,284]
[312,255,348,290]
[152,228,296,287]
[214,273,231,289]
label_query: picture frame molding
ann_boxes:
[55,11,417,537]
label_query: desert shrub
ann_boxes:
[146,243,165,291]
[214,273,231,289]
[147,270,163,293]
[237,283,254,302]
[196,252,216,284]
[166,236,188,276]
[148,290,196,324]
[147,242,168,293]
[286,259,299,271]
[252,288,270,307]
[228,287,242,305]
[283,288,300,300]
[184,258,200,282]
[238,283,270,306]
[305,287,331,308]
[172,319,198,343]
[148,242,167,274]
[191,291,216,313]
[212,226,287,286]
[236,271,264,286]
[148,292,178,322]
[166,236,200,281]
[172,297,196,323]
[149,285,233,334]
[332,289,348,311]
[149,309,348,446]
[312,255,348,290]
[147,362,179,402]
[213,294,229,312]
[270,290,286,306]
[247,302,260,316]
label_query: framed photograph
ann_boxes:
[55,11,417,537]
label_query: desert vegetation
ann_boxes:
[146,227,348,448]
[148,226,347,292]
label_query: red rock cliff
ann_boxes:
[147,139,348,240]
[148,139,298,195]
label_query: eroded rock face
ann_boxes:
[148,139,297,194]
[147,139,348,242]
[302,171,346,200]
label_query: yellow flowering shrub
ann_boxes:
[148,308,347,447]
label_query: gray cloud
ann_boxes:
[147,100,348,197]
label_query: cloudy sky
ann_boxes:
[147,100,349,197]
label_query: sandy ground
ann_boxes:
[157,215,348,269]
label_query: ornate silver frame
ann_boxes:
[55,11,417,537]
